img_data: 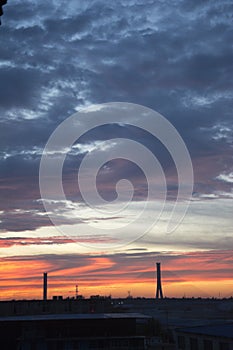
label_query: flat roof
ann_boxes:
[0,313,151,322]
[176,323,233,339]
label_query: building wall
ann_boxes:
[0,316,150,350]
[174,331,233,350]
[0,298,113,316]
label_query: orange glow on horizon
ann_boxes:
[0,250,232,300]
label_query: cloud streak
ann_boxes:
[0,0,232,298]
[0,249,233,299]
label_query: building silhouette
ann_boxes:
[43,272,47,301]
[156,262,164,299]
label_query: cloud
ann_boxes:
[0,235,117,248]
[0,0,232,264]
[0,236,74,248]
[0,249,233,298]
[216,172,233,184]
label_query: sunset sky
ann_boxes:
[0,0,233,300]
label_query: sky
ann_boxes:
[0,0,233,300]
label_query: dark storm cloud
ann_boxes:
[0,0,232,231]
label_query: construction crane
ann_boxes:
[0,0,7,25]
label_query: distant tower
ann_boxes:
[156,262,163,299]
[43,272,47,301]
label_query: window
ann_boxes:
[219,342,230,350]
[190,337,198,350]
[203,339,213,350]
[177,335,185,349]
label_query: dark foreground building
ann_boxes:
[0,313,151,350]
[174,323,233,350]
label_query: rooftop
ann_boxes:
[0,312,151,322]
[176,323,233,339]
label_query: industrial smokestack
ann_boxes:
[43,272,47,301]
[156,262,163,299]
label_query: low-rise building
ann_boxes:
[0,312,151,350]
[174,323,233,350]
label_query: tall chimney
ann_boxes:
[43,272,47,301]
[156,262,163,299]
